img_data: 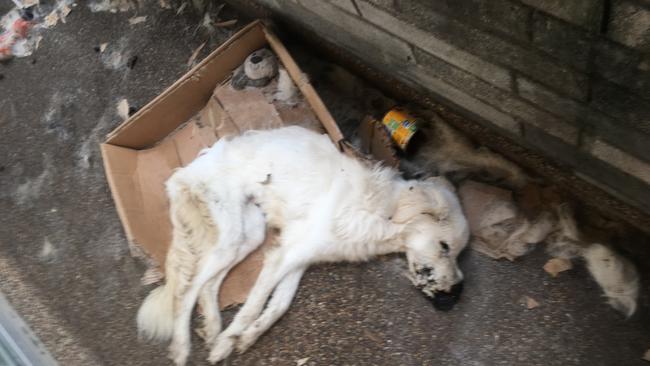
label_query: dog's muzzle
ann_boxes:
[430,282,463,311]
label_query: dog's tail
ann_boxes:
[137,176,217,342]
[583,243,639,317]
[547,205,639,317]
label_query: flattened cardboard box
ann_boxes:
[101,21,345,309]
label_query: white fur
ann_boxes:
[583,244,639,317]
[548,205,639,317]
[137,126,470,365]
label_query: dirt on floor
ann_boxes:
[1,1,649,366]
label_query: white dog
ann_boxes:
[137,126,470,365]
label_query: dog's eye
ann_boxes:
[440,241,450,252]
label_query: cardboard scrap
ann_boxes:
[44,11,59,28]
[128,16,147,25]
[543,258,573,277]
[459,180,556,261]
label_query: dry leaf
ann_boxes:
[363,329,383,344]
[642,349,650,362]
[522,296,540,309]
[187,42,206,67]
[60,5,71,23]
[128,16,147,25]
[99,43,108,53]
[176,2,187,14]
[159,0,172,9]
[215,19,237,27]
[296,357,310,366]
[44,11,59,28]
[543,258,573,277]
[117,98,129,120]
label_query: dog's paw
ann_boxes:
[196,324,220,347]
[208,335,236,364]
[168,339,190,366]
[235,331,257,354]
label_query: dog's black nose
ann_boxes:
[250,55,263,64]
[431,282,463,311]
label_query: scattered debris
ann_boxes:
[0,7,34,60]
[99,42,108,52]
[158,0,171,9]
[459,181,554,261]
[116,98,129,120]
[88,0,134,13]
[186,41,205,68]
[232,48,278,89]
[520,295,540,309]
[296,357,310,366]
[44,10,59,28]
[543,258,573,277]
[38,237,56,262]
[128,15,147,25]
[215,19,237,27]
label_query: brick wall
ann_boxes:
[244,0,650,213]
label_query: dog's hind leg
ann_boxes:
[208,247,302,364]
[169,194,252,366]
[236,266,306,353]
[197,202,267,346]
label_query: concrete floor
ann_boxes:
[1,2,649,365]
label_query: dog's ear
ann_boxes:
[392,184,449,224]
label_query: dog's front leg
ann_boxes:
[236,266,306,353]
[208,248,299,364]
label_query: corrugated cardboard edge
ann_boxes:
[263,28,346,151]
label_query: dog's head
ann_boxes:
[394,177,469,311]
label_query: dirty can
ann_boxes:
[382,108,418,150]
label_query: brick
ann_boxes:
[389,1,590,99]
[532,12,593,70]
[413,49,578,144]
[589,139,650,184]
[364,0,394,10]
[291,0,415,67]
[607,1,650,52]
[396,65,521,135]
[520,0,604,31]
[410,0,531,41]
[517,75,650,161]
[593,40,650,98]
[328,0,359,15]
[357,1,512,90]
[590,79,650,134]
